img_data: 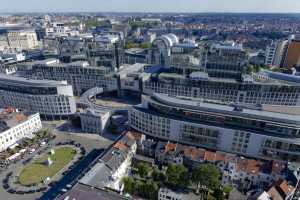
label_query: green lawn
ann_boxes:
[19,147,76,186]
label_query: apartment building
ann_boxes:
[0,109,42,152]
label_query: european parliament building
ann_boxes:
[129,93,300,161]
[0,74,76,119]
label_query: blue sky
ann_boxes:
[0,0,300,13]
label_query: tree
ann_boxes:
[152,168,166,183]
[85,19,111,28]
[136,163,151,178]
[246,65,254,74]
[134,180,144,196]
[140,42,151,49]
[191,164,221,193]
[145,181,159,200]
[135,180,158,200]
[36,129,51,139]
[122,176,135,194]
[213,187,224,200]
[166,164,189,188]
[125,41,151,49]
[223,185,233,198]
[125,41,136,49]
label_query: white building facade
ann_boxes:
[142,75,300,106]
[7,30,39,50]
[80,109,111,134]
[129,94,300,162]
[158,188,199,200]
[19,60,117,96]
[0,74,76,119]
[0,112,42,152]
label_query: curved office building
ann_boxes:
[153,34,179,48]
[143,72,300,106]
[150,34,179,66]
[129,93,300,161]
[0,74,76,119]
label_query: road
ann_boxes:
[0,120,114,200]
[39,149,104,200]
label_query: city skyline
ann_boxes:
[1,0,300,13]
[1,3,300,200]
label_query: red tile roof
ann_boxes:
[267,179,294,200]
[165,142,177,153]
[15,114,27,122]
[204,151,217,162]
[277,180,292,196]
[113,142,128,151]
[215,152,226,162]
[184,147,205,161]
[236,158,263,175]
[125,131,141,140]
[271,161,286,175]
[267,186,283,200]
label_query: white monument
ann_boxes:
[47,157,53,166]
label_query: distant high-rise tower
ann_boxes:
[282,34,300,69]
[265,41,277,66]
[265,40,288,67]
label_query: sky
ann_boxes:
[0,0,300,13]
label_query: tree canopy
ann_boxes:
[191,163,221,190]
[152,167,166,182]
[122,176,135,194]
[125,41,151,49]
[166,164,189,188]
[136,162,151,178]
[122,177,158,200]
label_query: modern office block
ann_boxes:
[7,30,39,50]
[129,93,300,161]
[142,69,300,106]
[18,59,117,96]
[283,34,300,69]
[0,74,76,119]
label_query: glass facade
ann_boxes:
[0,83,57,95]
[147,96,300,138]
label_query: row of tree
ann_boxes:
[125,41,151,49]
[123,177,158,200]
[124,163,231,200]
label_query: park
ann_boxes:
[19,146,77,186]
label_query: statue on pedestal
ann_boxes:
[47,157,53,166]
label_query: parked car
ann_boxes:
[66,184,72,189]
[61,188,68,193]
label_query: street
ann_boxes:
[0,120,114,200]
